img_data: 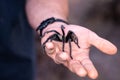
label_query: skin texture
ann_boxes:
[42,23,117,79]
[26,0,117,79]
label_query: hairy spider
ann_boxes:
[41,25,80,59]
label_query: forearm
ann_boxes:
[26,0,68,30]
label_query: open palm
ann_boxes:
[41,24,117,79]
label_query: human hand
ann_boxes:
[41,23,117,79]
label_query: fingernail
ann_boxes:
[77,69,87,77]
[89,71,98,79]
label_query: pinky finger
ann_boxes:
[81,58,98,79]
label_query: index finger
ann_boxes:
[89,31,117,55]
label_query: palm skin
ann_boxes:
[41,23,117,79]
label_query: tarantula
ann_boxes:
[41,25,80,59]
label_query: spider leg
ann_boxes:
[73,37,80,48]
[67,30,80,48]
[61,25,65,52]
[42,33,63,48]
[42,36,53,48]
[66,31,80,59]
[41,30,61,38]
[69,39,73,59]
[42,29,63,45]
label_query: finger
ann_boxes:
[45,42,60,63]
[45,42,54,50]
[45,42,70,64]
[81,58,98,79]
[68,60,87,77]
[89,31,117,55]
[55,52,70,64]
[45,42,55,55]
[73,52,98,79]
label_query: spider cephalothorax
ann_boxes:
[41,25,80,59]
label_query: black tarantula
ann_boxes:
[41,25,80,59]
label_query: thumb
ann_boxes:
[89,31,117,55]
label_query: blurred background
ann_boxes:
[36,0,120,80]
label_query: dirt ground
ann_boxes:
[36,0,120,80]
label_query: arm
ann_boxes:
[26,0,117,79]
[26,0,68,30]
